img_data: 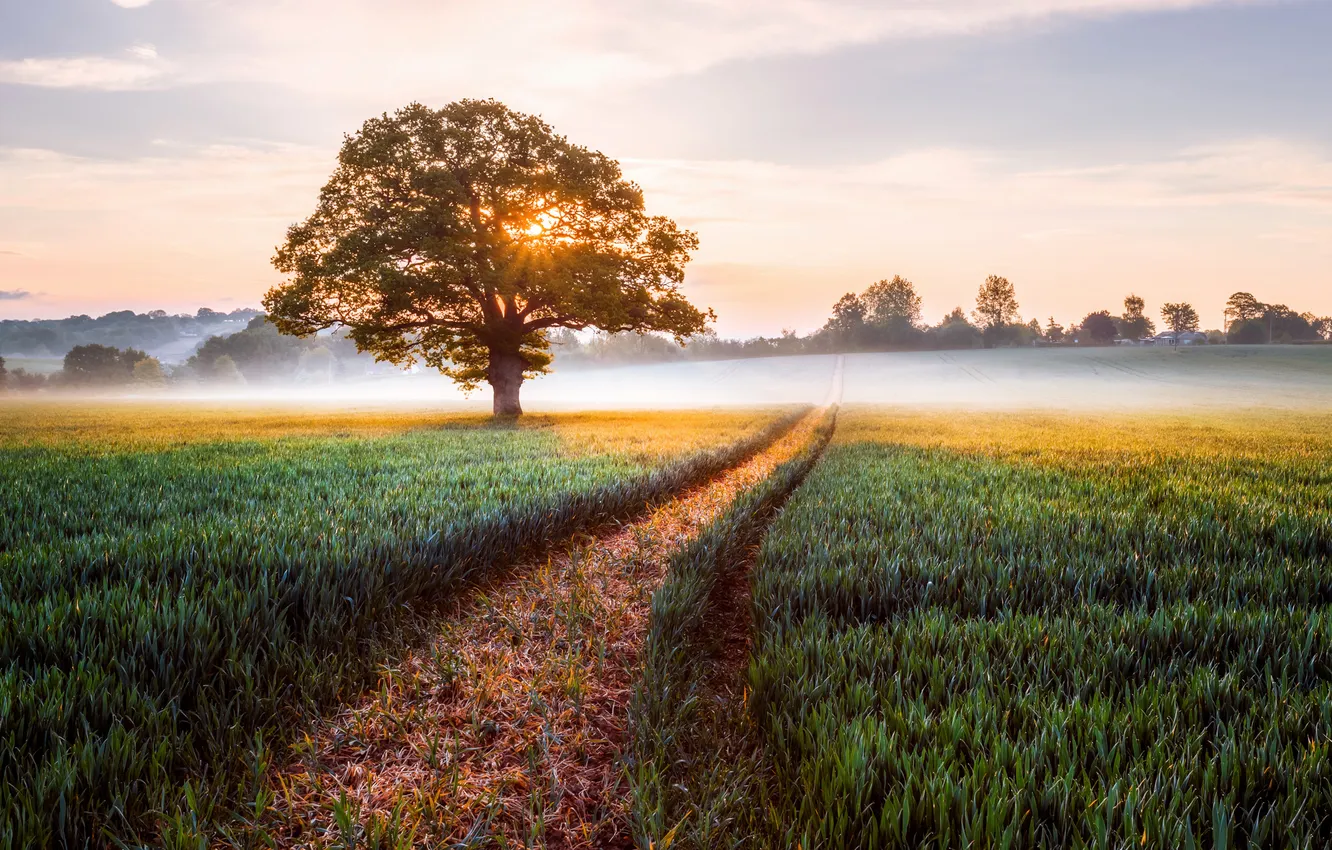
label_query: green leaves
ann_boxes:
[265,99,711,405]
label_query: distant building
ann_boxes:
[1147,331,1208,346]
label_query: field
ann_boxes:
[741,409,1332,848]
[7,348,1332,848]
[0,401,795,847]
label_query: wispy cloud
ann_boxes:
[0,289,33,301]
[0,48,170,90]
[110,0,156,7]
[106,0,1252,98]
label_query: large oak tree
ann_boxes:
[265,100,712,415]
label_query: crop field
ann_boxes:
[0,402,796,847]
[745,409,1332,848]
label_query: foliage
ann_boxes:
[744,410,1332,848]
[1077,310,1118,344]
[0,307,259,358]
[862,277,922,327]
[0,355,6,391]
[265,99,711,414]
[132,357,167,387]
[972,275,1020,331]
[1117,294,1155,339]
[1227,307,1323,345]
[0,405,796,847]
[1160,301,1201,333]
[1224,291,1265,326]
[61,343,150,385]
[1043,317,1066,343]
[184,316,369,383]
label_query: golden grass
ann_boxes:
[0,399,786,461]
[834,405,1332,460]
[257,411,825,849]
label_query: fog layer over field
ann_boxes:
[26,345,1332,411]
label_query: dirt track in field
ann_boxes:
[261,410,824,849]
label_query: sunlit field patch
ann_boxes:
[0,404,795,847]
[746,408,1332,848]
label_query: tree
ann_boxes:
[862,276,922,327]
[823,293,866,351]
[1079,311,1118,344]
[1044,317,1066,344]
[1226,304,1321,344]
[265,99,711,415]
[1118,294,1155,339]
[132,357,167,387]
[62,344,148,385]
[972,275,1020,347]
[297,346,336,382]
[1311,316,1332,341]
[928,307,983,350]
[1224,292,1264,329]
[1160,302,1200,334]
[0,355,6,392]
[211,355,246,385]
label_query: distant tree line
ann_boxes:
[1,316,384,393]
[0,307,262,358]
[547,277,1331,367]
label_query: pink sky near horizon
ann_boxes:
[1,0,1329,335]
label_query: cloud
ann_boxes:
[110,0,156,7]
[1,135,1327,332]
[0,51,170,90]
[0,289,33,300]
[174,0,1250,98]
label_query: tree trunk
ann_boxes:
[488,348,525,416]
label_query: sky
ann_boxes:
[1,0,1329,335]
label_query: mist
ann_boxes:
[15,345,1330,414]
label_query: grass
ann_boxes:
[742,408,1332,848]
[257,409,830,849]
[0,403,800,848]
[628,407,837,849]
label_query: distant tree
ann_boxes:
[928,307,983,350]
[1118,294,1156,339]
[1160,302,1200,333]
[8,369,48,391]
[1228,320,1268,344]
[0,355,6,392]
[211,355,246,385]
[189,317,310,381]
[1079,311,1119,344]
[265,99,711,416]
[1044,317,1066,344]
[132,358,167,387]
[1267,306,1317,343]
[862,276,922,327]
[973,275,1020,330]
[1224,292,1265,329]
[297,346,336,383]
[62,344,148,385]
[824,293,867,349]
[1311,316,1332,341]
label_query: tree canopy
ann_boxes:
[1118,294,1156,340]
[1160,302,1201,333]
[1079,311,1118,344]
[973,275,1020,330]
[265,99,712,414]
[862,276,922,327]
